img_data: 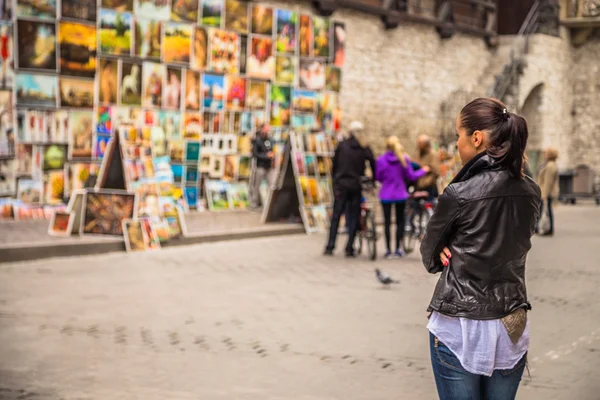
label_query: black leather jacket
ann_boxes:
[420,153,541,320]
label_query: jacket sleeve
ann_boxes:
[403,156,427,182]
[365,147,376,178]
[420,185,460,274]
[375,158,383,183]
[252,139,270,162]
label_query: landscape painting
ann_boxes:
[16,73,57,107]
[58,21,97,78]
[99,9,132,56]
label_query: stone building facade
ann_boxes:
[266,0,599,172]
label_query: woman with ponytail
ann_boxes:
[375,136,428,259]
[420,98,541,399]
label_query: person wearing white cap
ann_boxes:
[324,120,375,257]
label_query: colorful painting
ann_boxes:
[299,59,326,90]
[227,182,248,209]
[202,73,225,110]
[61,0,97,22]
[247,36,274,80]
[140,217,161,249]
[223,154,238,181]
[276,9,296,54]
[0,198,14,220]
[122,219,147,251]
[0,22,14,88]
[205,180,230,210]
[184,69,201,110]
[0,90,13,157]
[159,110,182,139]
[270,85,291,127]
[224,0,248,32]
[82,190,137,235]
[42,144,66,171]
[209,29,239,74]
[94,134,111,159]
[326,65,341,92]
[59,77,94,108]
[17,178,43,204]
[67,163,97,194]
[163,67,182,109]
[313,16,330,58]
[142,62,166,107]
[184,140,200,163]
[333,21,346,67]
[68,110,94,158]
[183,112,202,139]
[185,165,198,182]
[202,0,223,27]
[15,73,57,107]
[48,211,73,236]
[120,61,142,105]
[299,14,312,57]
[58,22,96,78]
[318,178,332,203]
[17,20,56,71]
[293,89,317,113]
[16,0,56,19]
[44,170,64,204]
[163,22,192,64]
[247,80,267,110]
[192,26,208,70]
[135,0,170,20]
[275,55,296,85]
[171,0,198,21]
[251,4,273,35]
[134,19,161,59]
[98,58,118,104]
[226,75,245,111]
[99,9,132,56]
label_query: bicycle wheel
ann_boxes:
[403,210,417,254]
[365,210,377,261]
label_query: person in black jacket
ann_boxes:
[420,98,540,399]
[250,124,274,209]
[324,121,375,257]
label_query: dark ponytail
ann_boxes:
[459,98,528,179]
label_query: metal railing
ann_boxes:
[489,0,541,101]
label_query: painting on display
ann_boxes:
[0,90,13,157]
[135,0,170,21]
[59,77,95,108]
[16,0,56,20]
[171,0,198,22]
[15,73,57,107]
[247,36,274,80]
[299,14,313,57]
[251,4,273,35]
[184,69,200,110]
[59,22,97,78]
[326,65,341,92]
[202,73,225,110]
[48,211,74,236]
[17,20,57,71]
[202,0,223,27]
[99,9,132,56]
[142,62,166,108]
[333,21,346,67]
[134,19,161,59]
[226,76,245,111]
[224,0,248,33]
[163,22,192,65]
[270,85,291,127]
[299,59,326,91]
[313,16,330,58]
[81,190,137,235]
[192,26,208,70]
[98,58,118,104]
[101,0,134,12]
[275,9,296,54]
[68,111,94,158]
[0,22,14,88]
[275,55,296,85]
[122,218,147,251]
[209,29,239,74]
[120,61,142,105]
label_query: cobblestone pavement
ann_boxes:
[0,204,599,400]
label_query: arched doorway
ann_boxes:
[520,83,544,175]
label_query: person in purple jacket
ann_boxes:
[376,136,429,258]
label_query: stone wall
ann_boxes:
[571,35,600,172]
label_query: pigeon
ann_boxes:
[375,268,399,285]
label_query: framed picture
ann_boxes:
[17,0,57,19]
[16,177,43,205]
[15,73,58,107]
[205,179,230,211]
[162,22,192,65]
[58,21,97,78]
[48,211,74,237]
[140,217,161,249]
[16,20,57,70]
[81,189,137,236]
[98,9,133,56]
[201,0,223,28]
[251,4,273,35]
[122,218,147,251]
[61,0,97,22]
[209,29,240,74]
[59,77,95,108]
[224,0,248,33]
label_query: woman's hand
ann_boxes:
[439,247,451,267]
[422,165,431,174]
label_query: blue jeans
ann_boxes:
[429,333,526,400]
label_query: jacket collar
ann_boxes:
[450,152,499,184]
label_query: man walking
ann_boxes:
[324,121,375,257]
[250,124,274,209]
[415,134,440,199]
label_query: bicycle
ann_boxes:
[354,178,378,261]
[403,190,435,254]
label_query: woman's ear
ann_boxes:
[471,130,484,149]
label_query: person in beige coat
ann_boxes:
[536,147,559,236]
